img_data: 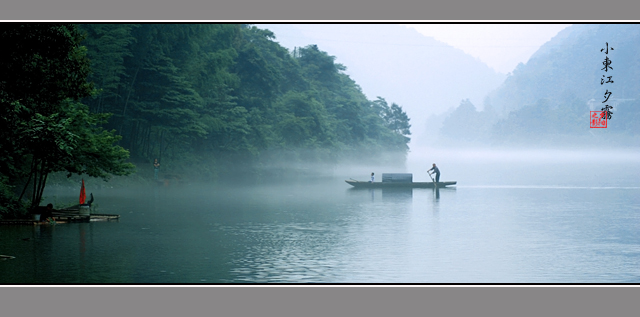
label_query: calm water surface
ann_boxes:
[2,153,640,283]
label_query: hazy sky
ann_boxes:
[406,24,571,74]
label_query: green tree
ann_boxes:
[371,97,412,150]
[79,24,137,115]
[0,24,133,212]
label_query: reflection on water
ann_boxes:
[382,188,413,201]
[347,187,414,203]
[2,158,640,283]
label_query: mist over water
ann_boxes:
[407,146,640,188]
[2,146,640,283]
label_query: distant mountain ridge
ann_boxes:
[528,24,598,61]
[258,24,506,145]
[487,24,640,116]
[439,24,640,147]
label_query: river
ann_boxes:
[2,149,640,283]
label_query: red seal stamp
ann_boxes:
[590,111,607,128]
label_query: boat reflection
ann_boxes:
[381,188,413,202]
[416,186,457,202]
[348,186,455,203]
[347,187,413,202]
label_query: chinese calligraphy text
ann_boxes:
[593,42,614,128]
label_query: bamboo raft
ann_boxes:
[0,213,119,225]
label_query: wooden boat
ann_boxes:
[345,180,456,188]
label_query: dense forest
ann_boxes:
[0,24,411,216]
[78,24,411,178]
[438,24,640,147]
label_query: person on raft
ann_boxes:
[370,172,375,183]
[65,193,94,210]
[428,163,440,183]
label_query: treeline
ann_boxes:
[438,24,640,147]
[78,24,411,179]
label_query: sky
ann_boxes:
[405,24,571,74]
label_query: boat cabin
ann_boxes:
[382,173,413,183]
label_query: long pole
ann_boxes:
[427,172,437,189]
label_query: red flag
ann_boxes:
[79,179,86,204]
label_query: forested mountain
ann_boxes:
[259,24,506,145]
[78,24,411,179]
[438,24,640,147]
[1,23,411,216]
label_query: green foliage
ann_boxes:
[0,24,133,213]
[71,24,411,180]
[370,97,412,151]
[60,101,135,179]
[80,24,137,114]
[0,175,28,219]
[274,91,333,149]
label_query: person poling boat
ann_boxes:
[426,168,437,189]
[345,172,456,188]
[427,163,440,183]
